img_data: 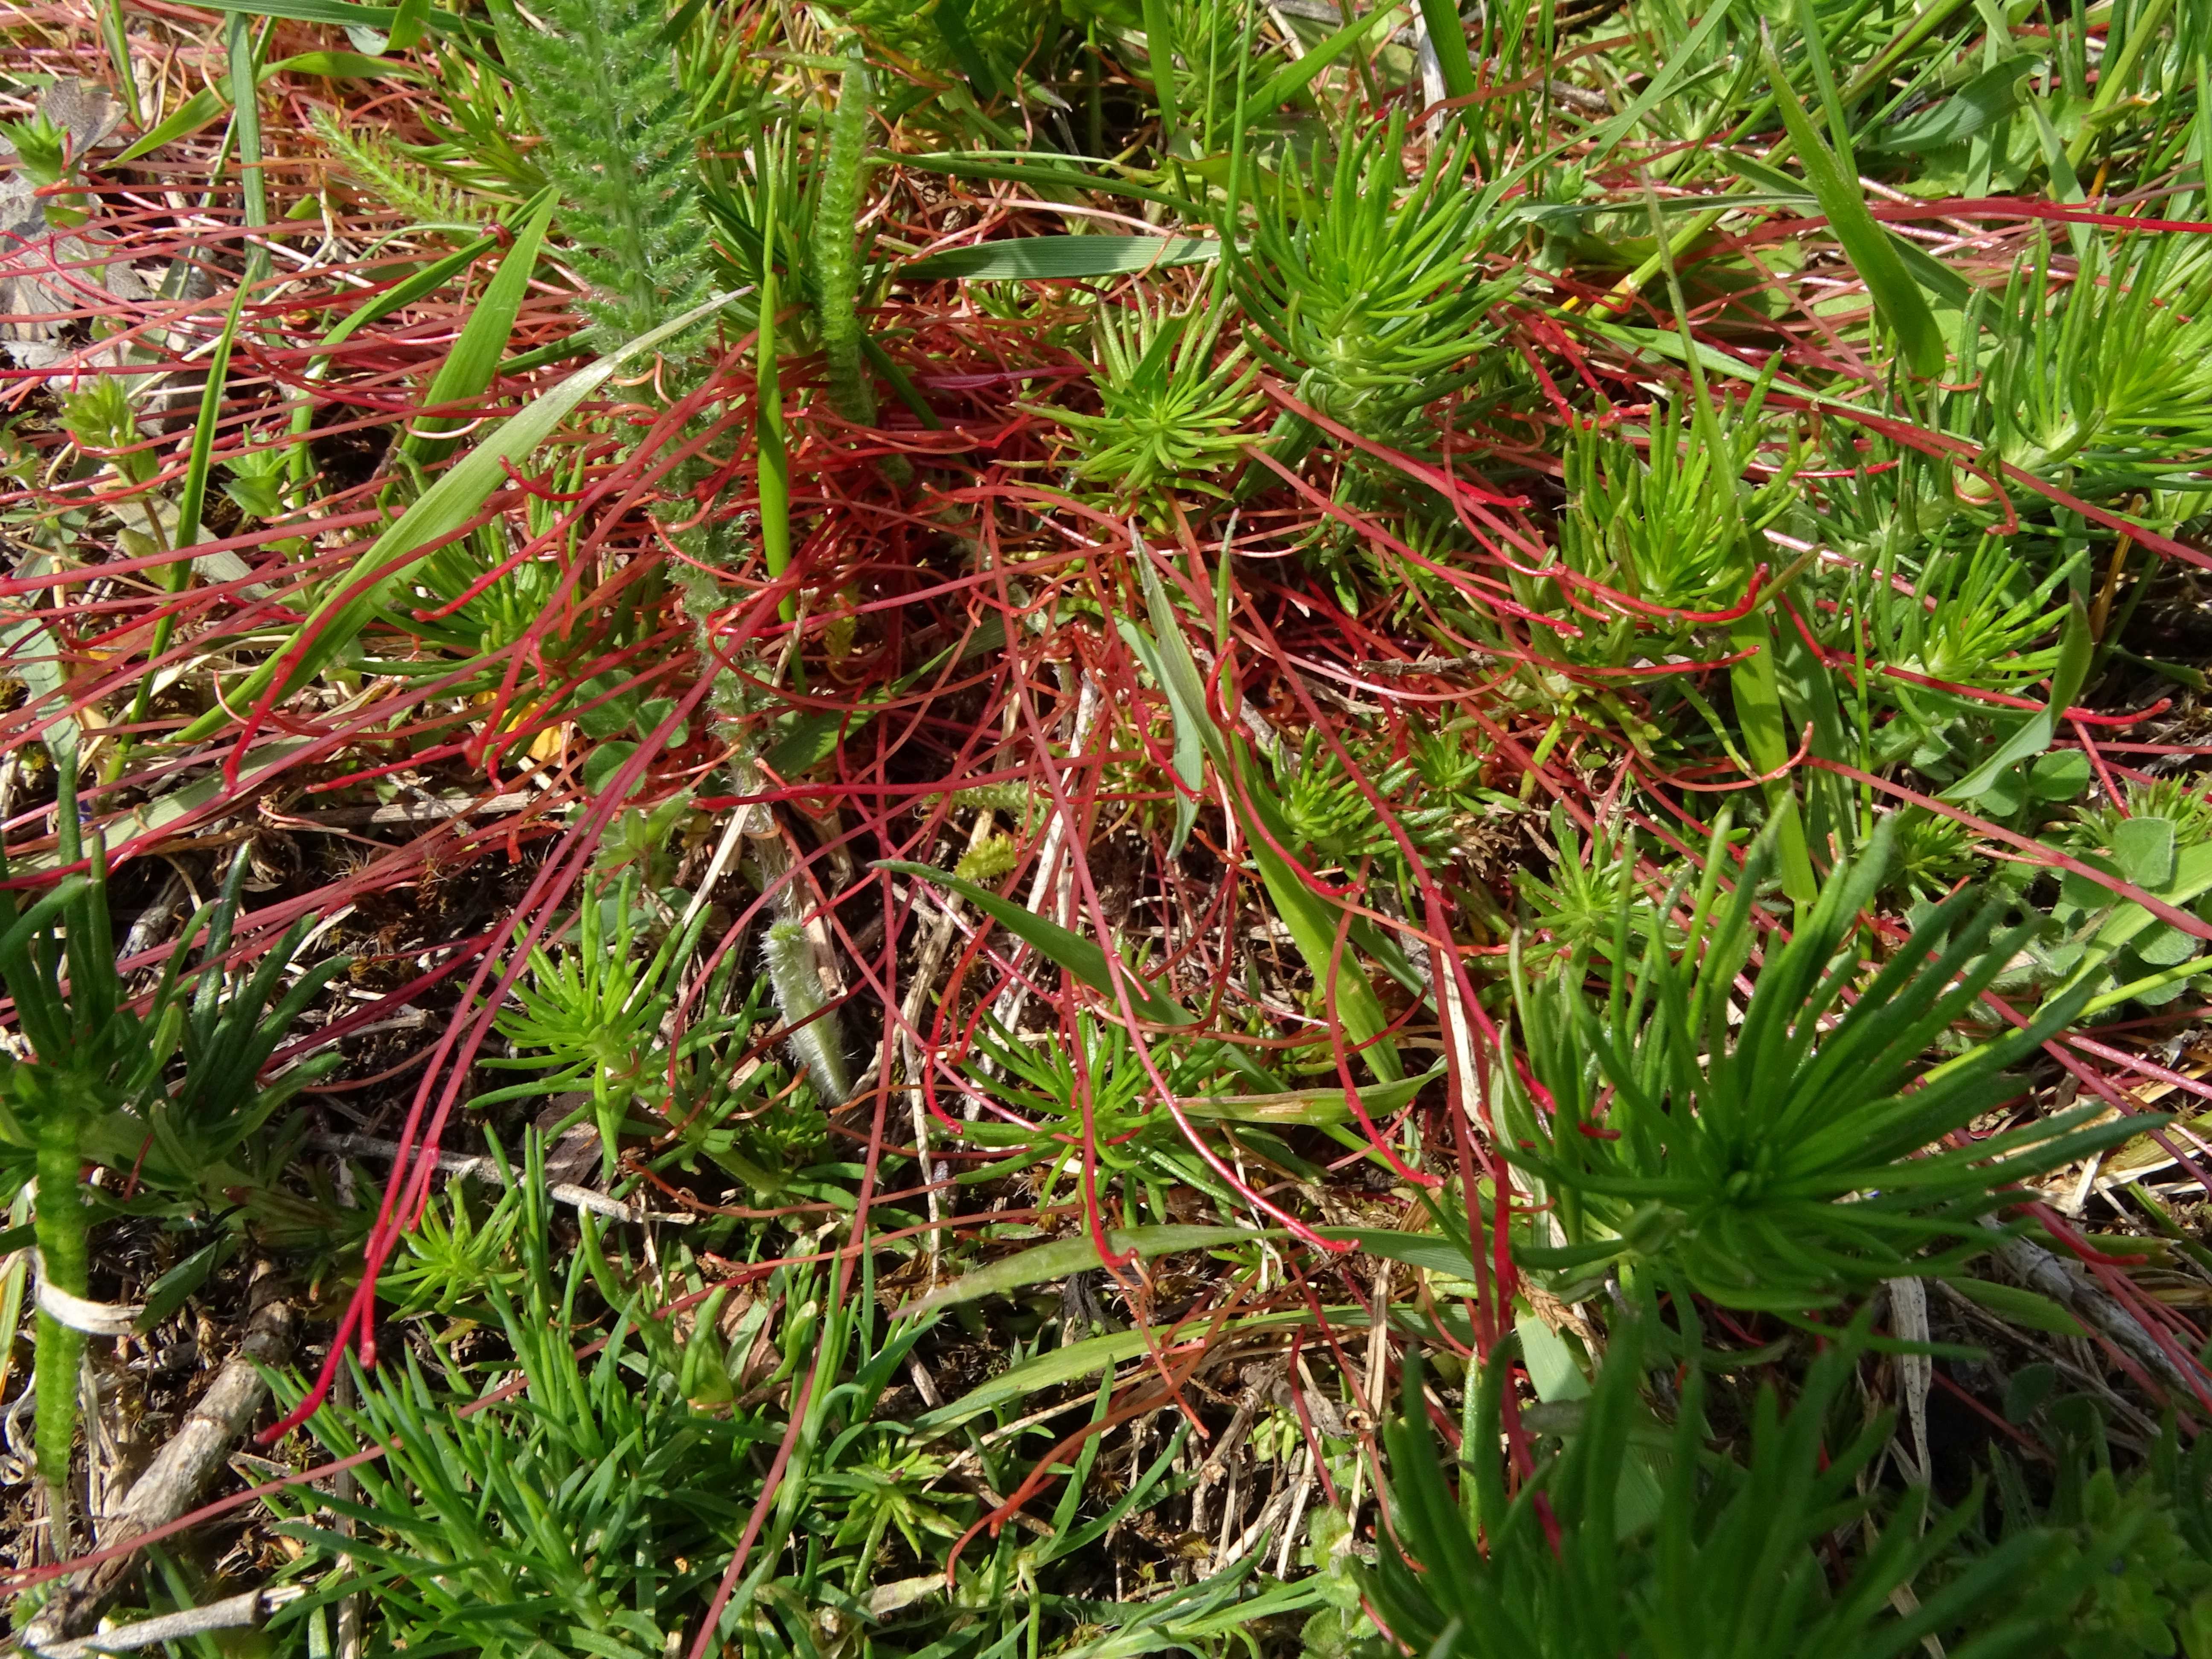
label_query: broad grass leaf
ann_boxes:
[1765,35,1944,377]
[903,236,1219,280]
[399,191,556,465]
[1869,57,2035,154]
[1182,1064,1441,1126]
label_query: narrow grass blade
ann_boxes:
[1317,1225,1473,1277]
[262,49,428,80]
[1868,57,2034,154]
[1253,3,1409,113]
[1764,27,1943,377]
[1729,606,1819,902]
[1943,597,2092,802]
[1580,0,1742,172]
[385,0,429,49]
[1414,0,1476,103]
[100,0,142,127]
[398,191,554,466]
[872,859,1192,1027]
[905,1225,1255,1318]
[318,224,512,353]
[172,0,401,25]
[0,555,81,768]
[177,293,738,741]
[114,88,231,162]
[757,150,792,617]
[903,235,1219,280]
[911,1306,1366,1432]
[1113,618,1202,854]
[1140,0,1182,155]
[173,282,251,556]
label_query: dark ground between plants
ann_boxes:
[4,0,2212,1654]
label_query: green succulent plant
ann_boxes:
[1036,291,1261,506]
[1232,111,1520,458]
[1503,812,2141,1312]
[1370,1306,2134,1658]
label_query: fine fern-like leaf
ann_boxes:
[310,106,492,230]
[493,0,715,353]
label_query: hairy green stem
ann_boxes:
[762,919,850,1103]
[814,44,876,427]
[757,157,792,622]
[33,1101,87,1505]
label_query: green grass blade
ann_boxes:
[176,292,737,742]
[1942,596,2093,801]
[1728,607,1819,902]
[349,240,507,349]
[1114,619,1202,855]
[903,234,1219,280]
[1838,0,1976,106]
[1580,0,1743,173]
[397,191,554,466]
[1415,0,1476,103]
[872,859,1193,1027]
[386,0,429,49]
[173,282,251,558]
[227,13,268,278]
[1252,3,1409,114]
[905,1225,1257,1318]
[170,0,399,25]
[1867,56,2034,154]
[1141,0,1182,156]
[100,0,142,126]
[901,154,1193,210]
[1764,26,1944,378]
[262,49,429,80]
[114,87,231,163]
[757,147,792,617]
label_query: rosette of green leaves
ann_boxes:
[1231,112,1519,459]
[1502,812,2140,1312]
[1037,291,1261,507]
[1369,1307,2128,1658]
